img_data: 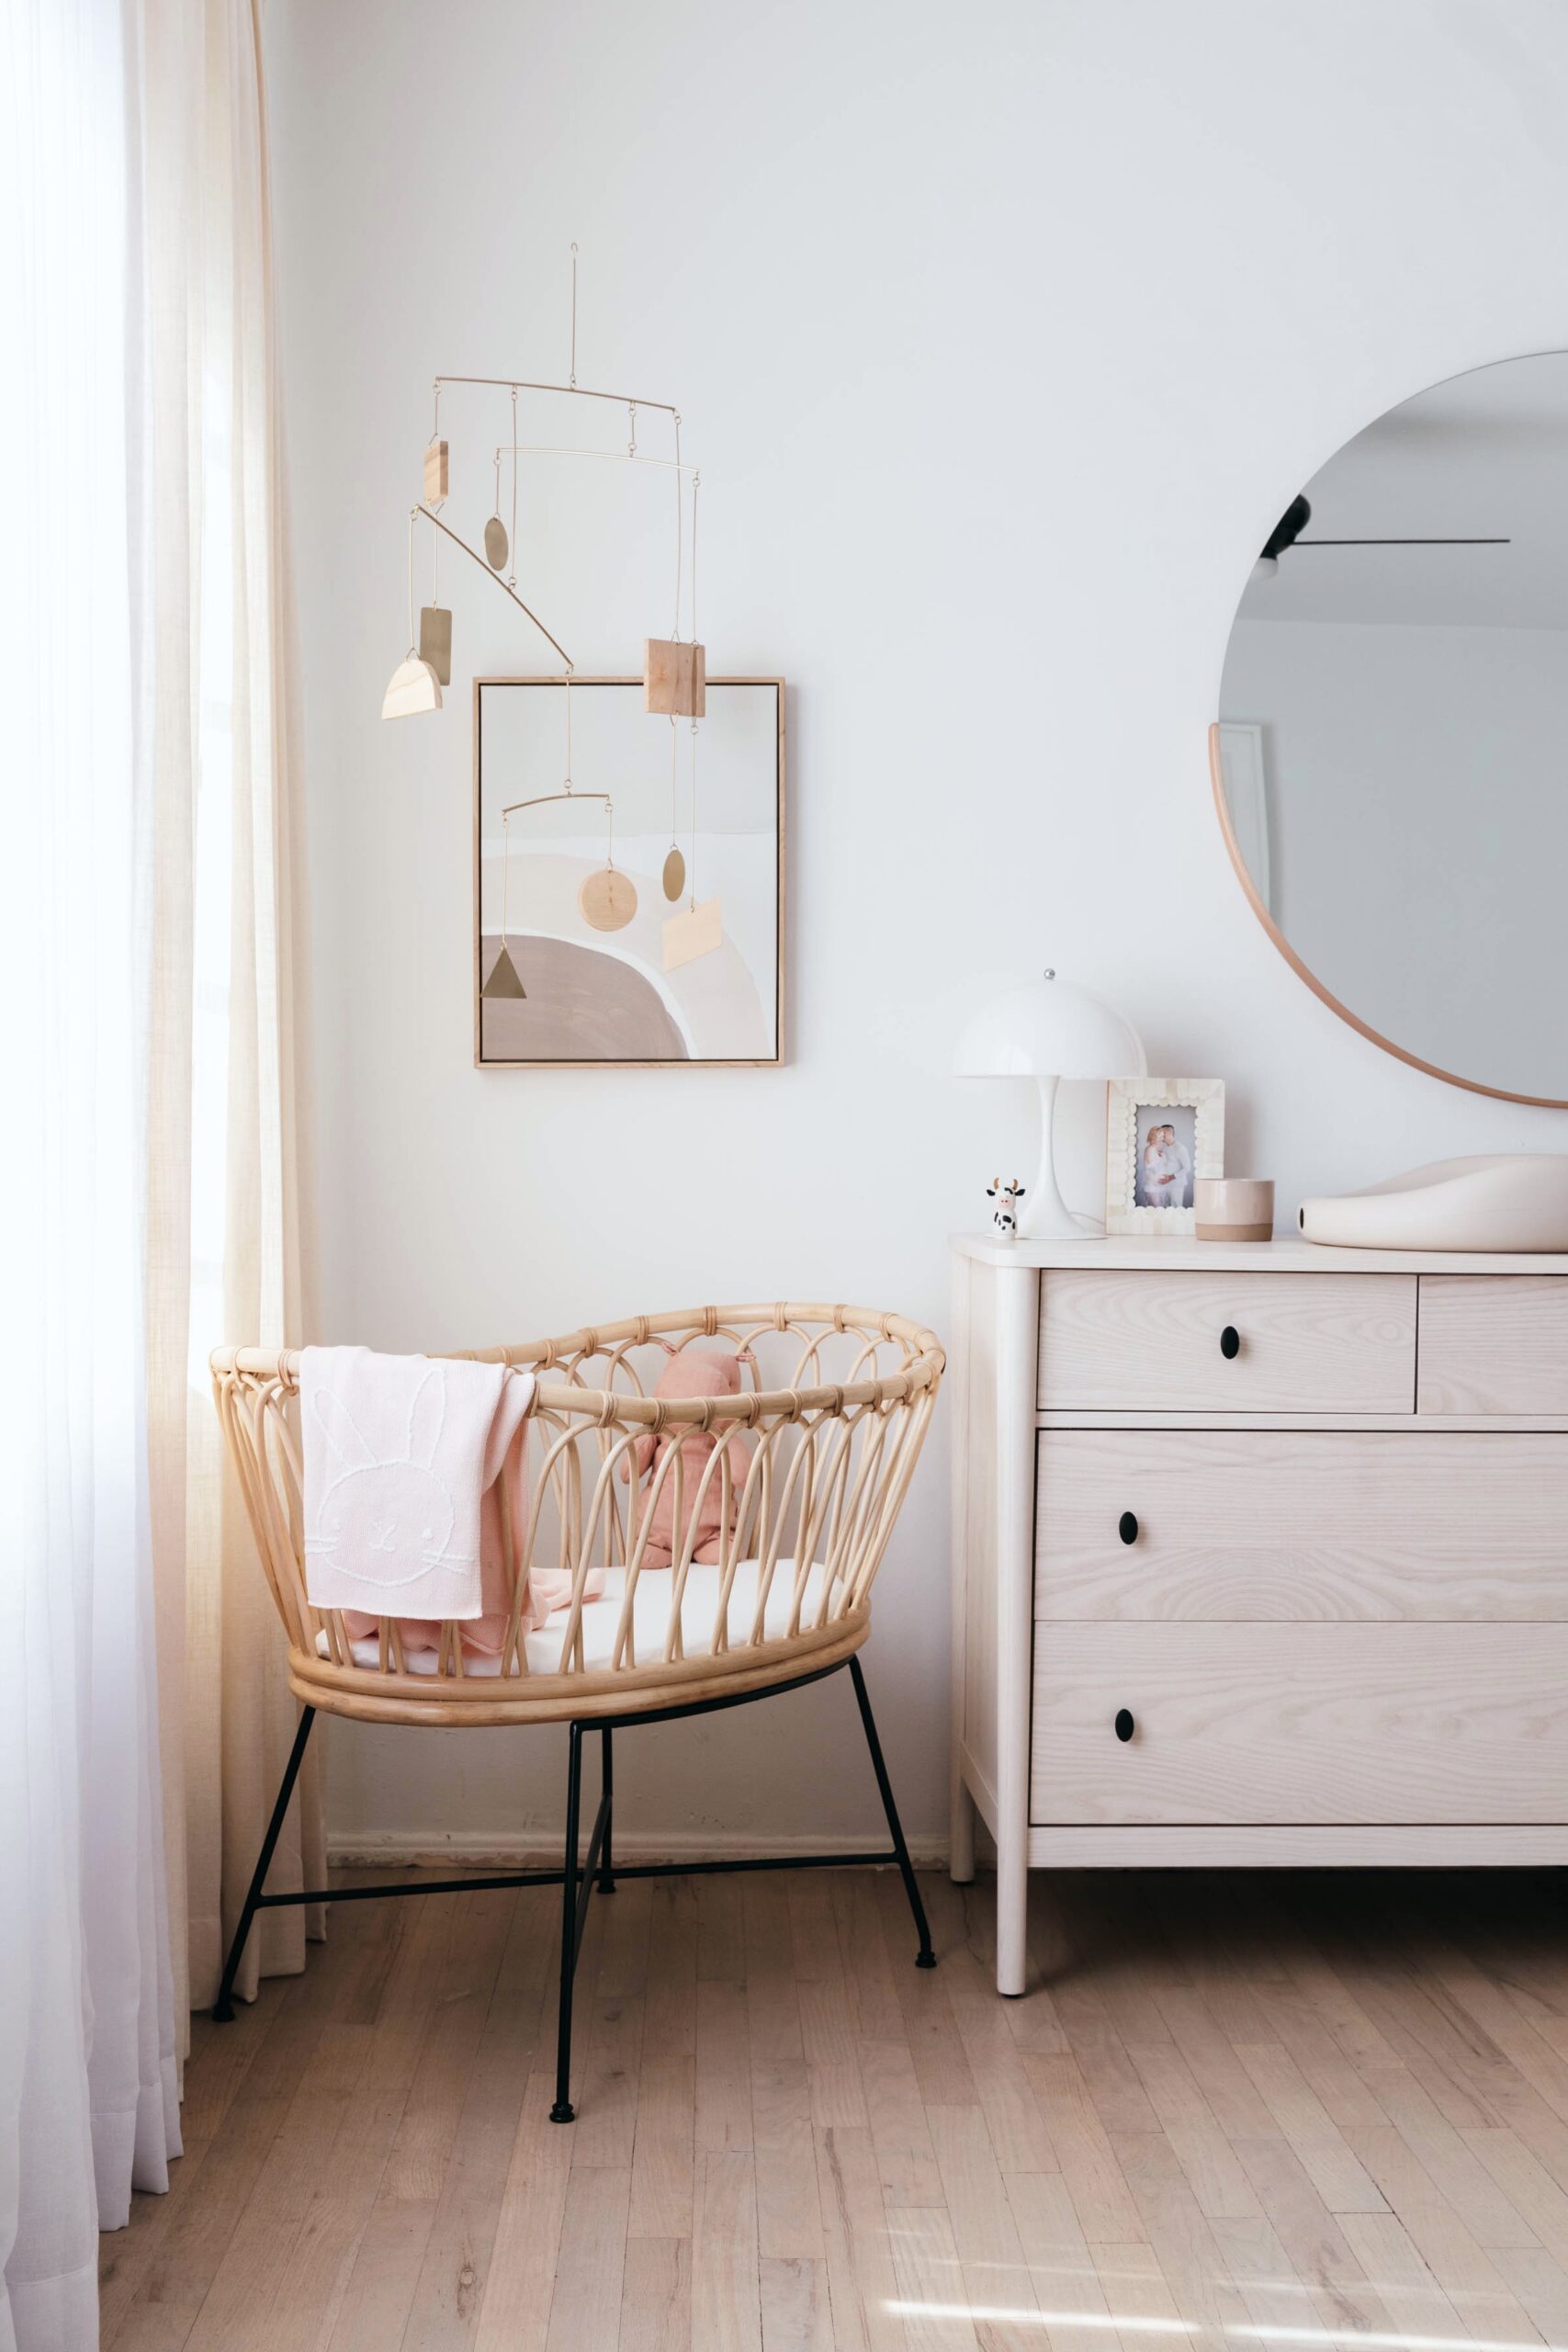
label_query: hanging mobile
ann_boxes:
[480,809,526,1001]
[662,475,721,967]
[645,421,705,716]
[418,513,452,685]
[484,447,509,571]
[662,718,685,901]
[662,721,720,969]
[579,795,637,931]
[383,508,443,718]
[423,380,448,506]
[499,791,635,933]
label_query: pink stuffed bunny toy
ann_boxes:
[618,1347,751,1567]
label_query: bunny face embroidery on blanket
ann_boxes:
[307,1365,472,1585]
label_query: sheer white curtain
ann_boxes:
[1,0,316,2340]
[1,0,180,2341]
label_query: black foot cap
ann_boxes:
[211,2001,236,2023]
[549,2101,575,2125]
[915,1951,937,1970]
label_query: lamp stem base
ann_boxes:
[1017,1075,1102,1243]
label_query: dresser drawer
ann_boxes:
[1418,1276,1568,1415]
[1035,1429,1568,1620]
[1036,1271,1416,1413]
[1030,1624,1568,1824]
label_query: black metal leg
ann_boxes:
[599,1725,615,1892]
[212,1705,317,2021]
[849,1657,935,1969]
[551,1724,584,2122]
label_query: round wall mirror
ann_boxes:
[1214,349,1568,1107]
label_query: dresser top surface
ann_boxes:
[952,1232,1568,1274]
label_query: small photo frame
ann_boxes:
[1105,1079,1225,1236]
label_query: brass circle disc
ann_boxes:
[662,846,686,902]
[484,514,509,571]
[579,867,637,932]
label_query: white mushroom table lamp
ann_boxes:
[955,970,1146,1241]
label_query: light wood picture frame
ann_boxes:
[474,676,784,1068]
[1104,1078,1225,1236]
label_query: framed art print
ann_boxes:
[475,676,784,1066]
[1105,1078,1225,1236]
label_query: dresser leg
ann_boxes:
[996,1839,1029,1996]
[950,1772,976,1883]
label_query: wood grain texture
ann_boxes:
[1036,1269,1416,1414]
[643,637,706,717]
[106,1865,1568,2349]
[1032,1624,1568,1826]
[1035,1429,1568,1621]
[1418,1276,1568,1414]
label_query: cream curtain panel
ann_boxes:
[1,0,317,2339]
[134,0,325,2027]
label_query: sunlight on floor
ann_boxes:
[885,2309,1565,2352]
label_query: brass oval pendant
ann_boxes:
[484,514,509,571]
[579,867,637,932]
[662,846,686,902]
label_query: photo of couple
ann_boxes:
[1134,1106,1196,1211]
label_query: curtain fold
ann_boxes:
[1,0,318,2338]
[136,0,324,2028]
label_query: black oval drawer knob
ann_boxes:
[1118,1510,1138,1545]
[1219,1324,1241,1360]
[1114,1708,1135,1743]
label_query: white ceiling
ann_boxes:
[1235,348,1568,629]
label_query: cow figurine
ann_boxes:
[987,1176,1025,1238]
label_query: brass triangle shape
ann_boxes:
[482,944,526,1000]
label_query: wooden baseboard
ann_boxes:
[327,1826,949,1871]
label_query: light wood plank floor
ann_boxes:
[100,1864,1568,2350]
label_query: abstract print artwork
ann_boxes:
[475,677,784,1066]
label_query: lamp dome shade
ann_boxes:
[953,972,1146,1080]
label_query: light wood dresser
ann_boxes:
[949,1231,1568,1994]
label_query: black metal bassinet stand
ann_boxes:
[211,1653,935,2124]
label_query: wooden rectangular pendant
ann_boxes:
[423,439,449,505]
[644,638,705,718]
[662,895,722,970]
[419,605,452,684]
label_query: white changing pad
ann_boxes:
[313,1558,832,1679]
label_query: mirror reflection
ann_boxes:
[1216,349,1568,1104]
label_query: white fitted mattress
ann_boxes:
[313,1558,832,1678]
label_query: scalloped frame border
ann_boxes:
[1105,1076,1226,1237]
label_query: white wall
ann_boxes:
[264,0,1568,1859]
